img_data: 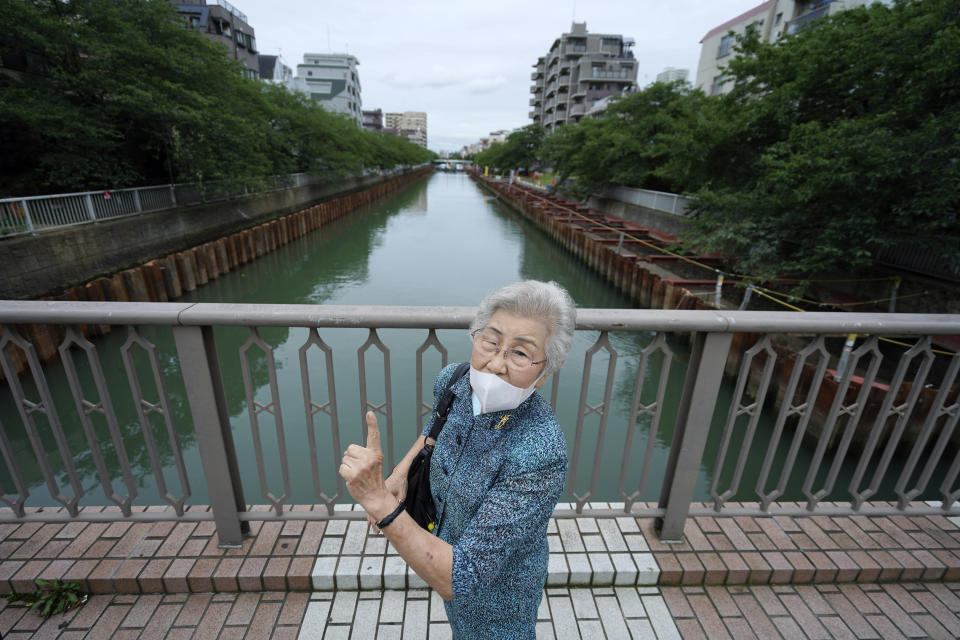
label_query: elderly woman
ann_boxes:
[339,280,576,639]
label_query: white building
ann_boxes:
[287,53,362,126]
[384,111,428,148]
[696,0,889,96]
[259,54,292,83]
[655,67,689,84]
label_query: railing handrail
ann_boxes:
[1,301,959,334]
[2,302,958,543]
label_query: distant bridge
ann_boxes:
[432,159,474,172]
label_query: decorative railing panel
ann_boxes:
[0,301,958,544]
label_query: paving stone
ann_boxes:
[225,592,260,626]
[641,594,681,640]
[547,595,577,639]
[582,534,605,552]
[359,554,384,590]
[311,556,337,590]
[297,600,331,639]
[334,556,360,590]
[687,593,732,640]
[633,553,660,585]
[352,598,380,638]
[402,599,428,640]
[329,591,358,624]
[598,518,628,552]
[569,587,599,619]
[557,519,585,552]
[587,552,614,585]
[429,591,447,622]
[565,553,590,586]
[779,593,831,639]
[383,556,407,590]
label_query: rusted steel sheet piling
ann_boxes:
[2,168,432,378]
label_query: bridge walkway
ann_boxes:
[2,506,960,638]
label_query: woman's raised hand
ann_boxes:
[339,411,394,527]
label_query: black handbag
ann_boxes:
[405,362,470,531]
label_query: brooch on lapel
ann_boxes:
[495,414,511,430]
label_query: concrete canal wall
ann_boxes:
[0,168,431,301]
[0,167,432,378]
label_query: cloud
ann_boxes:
[380,64,505,94]
[463,75,507,94]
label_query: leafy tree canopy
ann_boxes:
[685,0,960,278]
[473,124,544,172]
[539,0,959,279]
[0,0,434,196]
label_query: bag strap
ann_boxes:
[426,362,470,441]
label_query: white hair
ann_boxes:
[470,280,577,377]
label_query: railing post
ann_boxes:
[84,194,97,221]
[657,331,733,541]
[169,184,178,207]
[20,199,35,232]
[173,325,249,546]
[133,189,143,212]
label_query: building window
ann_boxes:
[710,74,726,96]
[775,12,783,24]
[717,34,734,58]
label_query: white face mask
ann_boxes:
[469,366,542,414]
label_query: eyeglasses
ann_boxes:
[471,329,547,369]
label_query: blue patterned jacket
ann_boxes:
[422,363,568,639]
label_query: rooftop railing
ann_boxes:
[0,302,958,544]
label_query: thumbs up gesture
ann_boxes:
[339,411,388,507]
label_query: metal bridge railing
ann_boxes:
[0,302,958,544]
[0,166,422,238]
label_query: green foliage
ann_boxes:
[537,0,959,278]
[684,0,960,278]
[473,125,545,171]
[2,579,88,617]
[0,0,434,196]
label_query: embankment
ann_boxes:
[472,174,956,452]
[0,167,432,377]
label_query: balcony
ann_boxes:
[786,4,831,34]
[570,103,586,116]
[589,70,635,81]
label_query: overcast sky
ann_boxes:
[238,0,762,152]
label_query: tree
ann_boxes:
[684,0,960,278]
[0,0,433,196]
[473,125,545,172]
[542,82,709,198]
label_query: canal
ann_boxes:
[1,173,906,511]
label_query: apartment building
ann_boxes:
[362,109,384,133]
[696,0,889,96]
[384,111,428,148]
[287,53,362,126]
[171,0,260,79]
[656,67,689,84]
[259,55,292,83]
[529,22,638,132]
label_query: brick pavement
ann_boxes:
[2,502,960,638]
[3,582,960,638]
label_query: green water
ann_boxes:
[0,173,915,511]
